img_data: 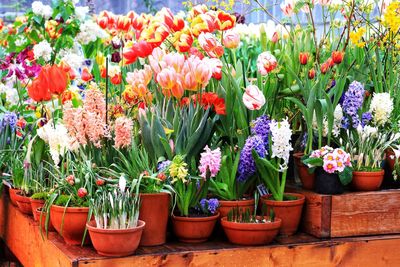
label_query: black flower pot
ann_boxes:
[314,168,344,195]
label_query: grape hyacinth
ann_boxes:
[199,198,219,215]
[250,115,271,145]
[342,81,365,128]
[237,135,267,182]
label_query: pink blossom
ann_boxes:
[257,51,278,76]
[114,116,133,149]
[198,146,221,178]
[243,85,266,110]
[280,0,295,16]
[198,32,224,58]
[323,160,337,173]
[223,30,240,49]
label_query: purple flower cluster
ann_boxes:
[199,198,219,215]
[361,112,372,126]
[342,81,365,128]
[0,48,41,81]
[157,160,171,171]
[237,135,267,183]
[1,112,17,131]
[251,115,271,145]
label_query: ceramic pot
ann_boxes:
[221,216,281,245]
[352,170,384,191]
[15,192,33,215]
[50,205,90,245]
[293,152,316,190]
[9,188,21,206]
[262,193,305,236]
[35,208,55,232]
[139,193,170,246]
[218,198,255,218]
[87,220,145,257]
[171,212,219,243]
[30,199,45,221]
[314,168,344,195]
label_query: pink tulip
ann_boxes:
[223,30,240,49]
[243,85,266,110]
[257,51,278,76]
[198,32,224,58]
[157,67,184,99]
[163,52,185,72]
[206,58,223,80]
[280,0,295,16]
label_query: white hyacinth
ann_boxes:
[37,121,73,166]
[76,20,108,45]
[33,40,53,62]
[369,92,393,126]
[270,118,293,168]
[333,104,344,137]
[31,1,53,19]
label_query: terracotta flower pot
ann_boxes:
[261,193,305,236]
[294,152,315,190]
[30,199,45,221]
[218,198,255,218]
[15,192,33,215]
[139,193,170,246]
[9,188,21,207]
[221,216,282,245]
[35,208,55,232]
[352,170,385,191]
[50,205,90,245]
[171,212,219,243]
[87,220,145,257]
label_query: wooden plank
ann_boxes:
[331,189,400,237]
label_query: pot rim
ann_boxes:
[262,193,305,206]
[86,220,145,234]
[172,212,220,222]
[138,192,170,196]
[220,216,282,230]
[51,205,90,212]
[30,198,45,203]
[218,198,255,205]
[353,169,385,175]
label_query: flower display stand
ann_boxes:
[294,187,400,238]
[2,192,400,266]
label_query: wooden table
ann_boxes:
[1,192,400,267]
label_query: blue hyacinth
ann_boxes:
[237,135,267,183]
[342,81,365,128]
[1,112,17,131]
[251,115,271,145]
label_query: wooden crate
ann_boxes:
[2,189,400,266]
[297,188,400,238]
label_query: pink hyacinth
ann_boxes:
[198,146,221,179]
[114,116,133,149]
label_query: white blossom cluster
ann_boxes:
[76,20,108,45]
[33,40,53,62]
[270,118,293,169]
[31,1,53,19]
[369,92,393,126]
[0,82,19,106]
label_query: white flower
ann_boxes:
[76,20,108,45]
[33,40,53,62]
[333,104,343,137]
[119,175,127,192]
[369,92,393,126]
[37,121,73,166]
[270,118,293,169]
[15,37,27,47]
[75,6,89,21]
[32,1,53,19]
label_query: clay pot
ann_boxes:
[35,208,55,232]
[9,188,21,206]
[221,216,281,245]
[50,205,90,245]
[15,192,33,215]
[314,168,344,195]
[261,193,305,236]
[30,199,45,221]
[87,220,145,257]
[171,212,219,243]
[139,193,170,246]
[386,150,397,171]
[352,170,385,191]
[293,152,315,190]
[218,199,255,218]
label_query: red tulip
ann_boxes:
[110,73,122,85]
[308,68,316,79]
[116,15,131,32]
[77,188,87,198]
[48,65,68,95]
[320,62,330,74]
[299,52,309,65]
[27,67,51,102]
[81,67,93,82]
[96,179,105,186]
[332,51,344,64]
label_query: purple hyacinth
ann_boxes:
[361,112,372,126]
[237,135,267,183]
[199,198,219,215]
[251,115,271,145]
[342,81,365,128]
[157,160,171,171]
[1,112,17,131]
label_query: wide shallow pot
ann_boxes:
[352,170,384,191]
[171,212,219,243]
[35,208,55,232]
[50,205,90,245]
[87,220,145,257]
[314,168,344,195]
[139,193,170,246]
[9,188,21,206]
[218,198,255,218]
[221,216,281,245]
[15,192,33,215]
[294,152,316,190]
[262,193,305,236]
[30,199,45,221]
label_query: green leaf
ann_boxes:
[338,167,353,185]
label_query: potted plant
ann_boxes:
[168,154,220,243]
[210,147,256,218]
[302,146,353,194]
[87,176,145,257]
[221,194,281,245]
[253,118,305,236]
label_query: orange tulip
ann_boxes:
[48,65,68,95]
[28,67,51,102]
[299,52,309,65]
[332,51,344,64]
[116,15,131,32]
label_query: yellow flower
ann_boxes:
[350,27,366,48]
[95,53,105,66]
[383,2,400,34]
[169,156,189,183]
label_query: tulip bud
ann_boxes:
[332,51,344,64]
[299,52,309,65]
[320,62,330,74]
[77,188,87,198]
[96,179,105,186]
[308,68,316,79]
